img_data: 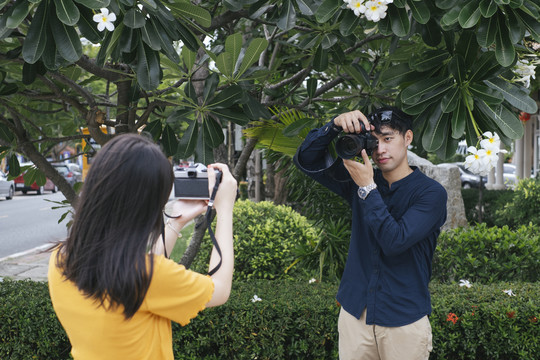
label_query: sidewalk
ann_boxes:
[0,245,51,282]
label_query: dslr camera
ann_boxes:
[174,163,221,200]
[335,122,379,159]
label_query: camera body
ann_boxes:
[174,163,221,200]
[335,123,379,159]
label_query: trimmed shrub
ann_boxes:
[494,177,540,229]
[191,200,320,280]
[461,188,514,226]
[0,280,70,359]
[433,223,540,283]
[1,279,539,360]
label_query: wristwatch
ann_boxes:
[357,183,377,200]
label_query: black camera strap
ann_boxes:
[206,171,222,276]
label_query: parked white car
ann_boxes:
[0,170,15,200]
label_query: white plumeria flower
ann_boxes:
[347,0,367,16]
[251,295,262,302]
[93,8,116,32]
[464,146,488,175]
[309,278,317,284]
[459,279,472,288]
[514,59,536,88]
[503,289,516,296]
[364,1,388,22]
[480,132,501,151]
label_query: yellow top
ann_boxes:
[48,250,214,360]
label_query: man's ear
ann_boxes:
[404,129,413,146]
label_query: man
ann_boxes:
[293,107,447,360]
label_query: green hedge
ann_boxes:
[191,200,319,280]
[461,188,514,226]
[432,223,540,284]
[1,280,539,359]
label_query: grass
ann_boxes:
[170,221,196,262]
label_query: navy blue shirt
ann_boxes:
[294,120,447,327]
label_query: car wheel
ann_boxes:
[37,186,44,195]
[22,190,27,194]
[52,185,58,193]
[462,182,472,189]
[6,186,14,200]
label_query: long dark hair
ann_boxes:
[55,133,174,319]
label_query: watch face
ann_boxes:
[358,188,368,199]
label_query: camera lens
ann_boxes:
[336,135,365,159]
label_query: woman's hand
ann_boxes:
[207,163,237,213]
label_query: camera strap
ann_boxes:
[206,171,222,276]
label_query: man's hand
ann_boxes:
[333,110,374,134]
[343,149,374,187]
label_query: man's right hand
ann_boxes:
[333,110,374,134]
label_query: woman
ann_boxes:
[48,133,237,359]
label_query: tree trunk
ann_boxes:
[272,162,288,205]
[179,213,211,268]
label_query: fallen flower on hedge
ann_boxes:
[459,279,472,288]
[251,295,262,303]
[507,311,516,318]
[446,313,459,324]
[309,278,317,284]
[503,289,516,296]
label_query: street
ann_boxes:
[0,191,70,258]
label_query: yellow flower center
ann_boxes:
[102,16,107,22]
[474,154,479,159]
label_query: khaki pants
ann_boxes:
[338,307,432,360]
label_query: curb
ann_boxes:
[0,244,51,263]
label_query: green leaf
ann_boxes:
[343,64,370,89]
[513,9,540,42]
[469,83,504,104]
[479,0,498,17]
[175,22,199,52]
[469,51,501,81]
[76,5,103,43]
[277,0,296,31]
[307,78,317,98]
[440,7,460,28]
[142,120,162,141]
[211,108,250,126]
[506,10,524,44]
[436,136,459,161]
[313,45,328,72]
[5,0,31,28]
[140,19,161,50]
[194,128,214,165]
[182,48,196,70]
[124,8,145,28]
[401,77,450,105]
[136,42,160,91]
[0,123,14,143]
[456,31,479,69]
[8,154,20,177]
[296,0,315,16]
[242,94,271,120]
[451,100,467,139]
[484,78,538,114]
[459,1,483,28]
[208,85,244,109]
[176,121,199,159]
[202,73,219,105]
[22,61,38,85]
[420,19,442,47]
[54,0,80,26]
[476,101,524,139]
[161,124,178,157]
[315,0,341,23]
[409,50,449,72]
[388,5,410,37]
[476,16,497,47]
[448,54,465,84]
[422,106,448,152]
[494,14,515,66]
[408,0,430,24]
[166,1,211,28]
[440,86,460,113]
[237,38,268,78]
[73,0,110,8]
[340,9,361,36]
[216,52,233,78]
[50,13,83,63]
[321,33,338,50]
[282,118,317,137]
[380,63,420,87]
[203,117,225,148]
[225,33,243,73]
[22,1,48,64]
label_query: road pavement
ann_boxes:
[0,244,50,282]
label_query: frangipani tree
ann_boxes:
[0,0,538,207]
